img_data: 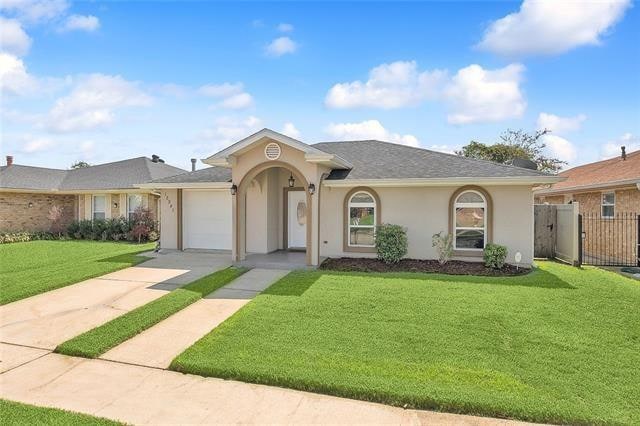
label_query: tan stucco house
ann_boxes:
[140,129,561,267]
[0,156,184,232]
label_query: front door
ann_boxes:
[287,190,306,250]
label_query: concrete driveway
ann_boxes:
[0,251,231,350]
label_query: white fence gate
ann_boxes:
[555,203,580,265]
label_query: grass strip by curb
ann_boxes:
[55,266,247,358]
[0,399,122,426]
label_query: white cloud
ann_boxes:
[477,0,631,56]
[601,133,640,159]
[199,115,263,148]
[0,0,69,23]
[536,112,586,134]
[198,82,253,109]
[443,63,526,124]
[543,134,578,165]
[281,122,300,139]
[325,120,419,147]
[325,61,446,109]
[265,36,297,57]
[0,17,32,56]
[277,23,294,33]
[198,82,244,98]
[22,135,55,153]
[60,14,100,32]
[218,92,254,109]
[46,74,153,132]
[0,52,38,95]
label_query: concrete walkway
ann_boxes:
[100,268,289,368]
[0,251,230,350]
[0,350,530,425]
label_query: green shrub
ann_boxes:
[484,243,508,269]
[375,224,408,264]
[66,212,158,243]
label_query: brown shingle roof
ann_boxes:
[544,150,640,192]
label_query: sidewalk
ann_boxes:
[0,350,530,425]
[100,269,289,368]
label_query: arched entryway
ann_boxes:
[234,161,312,265]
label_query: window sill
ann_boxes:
[452,250,483,258]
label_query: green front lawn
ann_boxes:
[171,262,640,425]
[0,240,155,305]
[0,399,121,426]
[56,267,247,358]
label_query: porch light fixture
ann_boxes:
[308,183,316,195]
[230,184,237,195]
[28,202,33,208]
[288,173,295,188]
[113,202,118,209]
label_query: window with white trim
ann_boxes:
[348,191,376,247]
[92,195,106,220]
[127,194,143,220]
[454,190,486,250]
[601,192,615,218]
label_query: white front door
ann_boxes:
[287,190,306,249]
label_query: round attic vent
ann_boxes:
[264,142,281,160]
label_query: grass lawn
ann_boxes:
[56,267,247,358]
[0,240,155,305]
[171,262,640,424]
[0,399,121,425]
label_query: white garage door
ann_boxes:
[183,190,232,250]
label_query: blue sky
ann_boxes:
[1,0,639,171]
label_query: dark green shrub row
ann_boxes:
[67,216,158,243]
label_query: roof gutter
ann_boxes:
[136,182,232,190]
[534,177,640,195]
[322,176,563,188]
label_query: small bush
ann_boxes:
[484,243,508,269]
[375,224,408,264]
[0,231,65,244]
[432,232,453,265]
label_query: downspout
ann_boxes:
[317,172,329,266]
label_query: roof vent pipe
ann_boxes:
[6,155,13,166]
[621,146,626,160]
[151,154,160,163]
[191,158,197,172]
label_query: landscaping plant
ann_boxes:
[431,231,453,265]
[374,224,407,264]
[483,243,508,269]
[66,208,158,242]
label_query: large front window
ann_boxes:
[454,190,486,250]
[92,195,106,220]
[348,191,376,247]
[128,194,143,220]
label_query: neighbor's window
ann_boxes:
[454,190,486,250]
[348,191,376,247]
[128,194,143,220]
[602,192,615,218]
[92,195,106,220]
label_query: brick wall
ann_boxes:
[0,192,77,232]
[573,188,639,265]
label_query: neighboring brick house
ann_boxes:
[534,147,640,265]
[0,155,185,233]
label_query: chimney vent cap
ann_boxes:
[6,155,13,166]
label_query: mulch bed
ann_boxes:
[319,257,530,276]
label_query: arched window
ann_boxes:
[348,191,377,247]
[453,190,487,250]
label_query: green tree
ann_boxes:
[456,129,566,173]
[70,161,91,169]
